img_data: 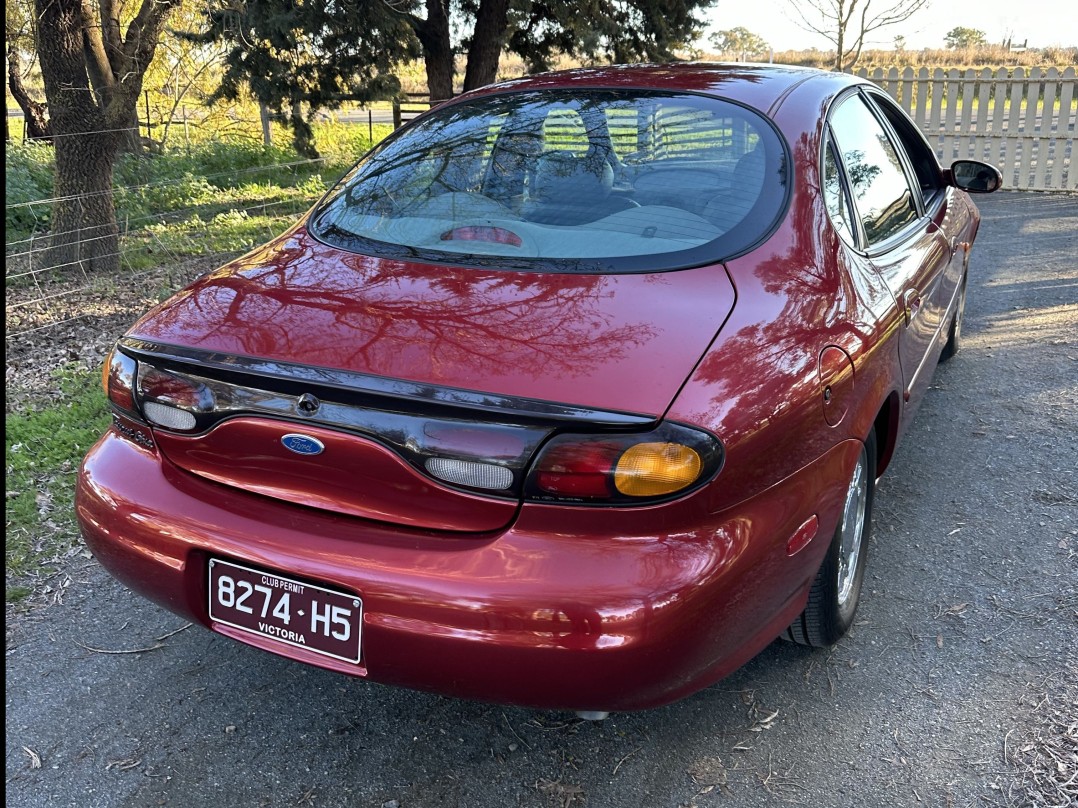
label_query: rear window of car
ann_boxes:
[310,89,790,273]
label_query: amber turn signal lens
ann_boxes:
[103,348,138,413]
[101,348,113,396]
[613,442,703,497]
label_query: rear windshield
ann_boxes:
[310,89,789,273]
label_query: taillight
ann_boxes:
[101,346,155,448]
[532,439,623,498]
[614,442,703,497]
[137,365,215,431]
[103,347,138,414]
[525,423,723,504]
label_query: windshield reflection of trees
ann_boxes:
[315,89,772,232]
[840,135,915,244]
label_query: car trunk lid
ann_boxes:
[123,227,735,531]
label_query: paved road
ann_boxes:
[5,192,1077,808]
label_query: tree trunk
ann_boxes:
[7,45,52,141]
[35,0,120,273]
[416,0,454,100]
[51,132,120,274]
[124,107,143,153]
[260,102,273,146]
[290,99,318,159]
[463,0,510,92]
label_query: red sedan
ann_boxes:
[77,64,999,717]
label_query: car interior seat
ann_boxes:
[521,152,636,225]
[703,145,767,233]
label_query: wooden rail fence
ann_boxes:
[857,66,1077,191]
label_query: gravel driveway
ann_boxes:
[6,191,1077,808]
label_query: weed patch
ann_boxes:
[5,367,111,599]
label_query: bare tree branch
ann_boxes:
[785,0,930,71]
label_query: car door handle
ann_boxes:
[902,289,921,324]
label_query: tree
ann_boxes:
[400,1,717,100]
[708,27,770,57]
[786,0,930,72]
[187,2,419,158]
[197,0,715,145]
[501,1,715,83]
[945,26,986,49]
[34,0,181,274]
[6,0,53,141]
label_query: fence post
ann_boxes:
[392,99,402,129]
[259,103,272,146]
[182,106,190,154]
[368,108,373,144]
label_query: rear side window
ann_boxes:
[823,137,856,245]
[310,89,789,273]
[865,91,941,199]
[829,93,918,245]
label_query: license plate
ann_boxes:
[208,559,362,664]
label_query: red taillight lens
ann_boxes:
[525,423,724,505]
[103,347,138,414]
[533,440,622,498]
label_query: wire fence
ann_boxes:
[4,154,337,340]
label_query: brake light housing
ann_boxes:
[101,342,724,507]
[137,366,216,432]
[103,347,138,414]
[525,422,723,505]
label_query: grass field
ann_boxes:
[5,120,394,278]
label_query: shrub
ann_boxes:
[5,142,55,238]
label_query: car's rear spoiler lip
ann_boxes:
[118,337,655,429]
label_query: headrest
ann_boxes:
[530,152,613,204]
[734,146,765,191]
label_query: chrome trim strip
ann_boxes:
[118,337,654,427]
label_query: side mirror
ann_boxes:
[950,160,1002,193]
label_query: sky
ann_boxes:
[700,0,1077,52]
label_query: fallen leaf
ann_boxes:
[22,746,41,769]
[535,778,585,808]
[105,757,141,771]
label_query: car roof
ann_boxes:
[462,62,859,116]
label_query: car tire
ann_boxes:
[784,429,876,647]
[939,273,967,362]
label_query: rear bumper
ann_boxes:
[76,429,858,712]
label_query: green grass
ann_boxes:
[5,367,111,600]
[5,121,393,265]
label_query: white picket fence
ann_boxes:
[856,66,1077,191]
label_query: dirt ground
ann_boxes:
[5,191,1077,808]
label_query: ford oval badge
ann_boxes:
[281,433,325,456]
